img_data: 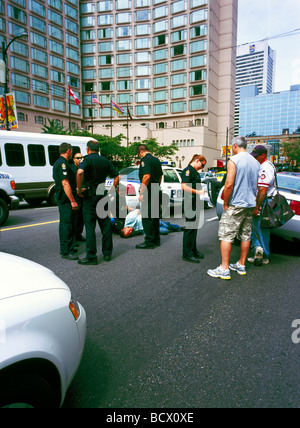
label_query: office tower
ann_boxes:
[0,0,82,131]
[240,84,300,137]
[235,40,276,134]
[1,0,238,167]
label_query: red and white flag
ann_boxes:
[68,86,80,105]
[92,94,103,109]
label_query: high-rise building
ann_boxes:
[239,84,300,137]
[1,0,238,167]
[235,40,276,135]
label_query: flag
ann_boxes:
[127,106,133,120]
[68,86,80,105]
[92,94,103,109]
[111,100,124,115]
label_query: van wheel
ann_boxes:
[0,198,9,226]
[47,189,57,206]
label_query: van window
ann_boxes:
[48,145,60,166]
[5,143,25,167]
[28,144,46,167]
[0,147,2,166]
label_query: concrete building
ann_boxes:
[0,0,238,168]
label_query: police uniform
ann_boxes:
[79,153,118,261]
[182,164,203,260]
[138,153,163,247]
[53,156,76,256]
[70,161,84,241]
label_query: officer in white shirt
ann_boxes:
[249,145,276,266]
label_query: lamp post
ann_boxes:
[225,125,237,168]
[2,32,28,131]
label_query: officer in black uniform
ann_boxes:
[53,143,78,260]
[182,154,206,263]
[76,140,120,265]
[70,151,85,243]
[136,144,163,249]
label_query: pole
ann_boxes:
[2,41,9,131]
[91,94,94,135]
[226,127,229,168]
[126,102,129,147]
[110,96,113,139]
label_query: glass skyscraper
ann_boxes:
[239,84,300,137]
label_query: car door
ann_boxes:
[161,169,183,205]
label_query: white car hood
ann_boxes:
[0,252,70,300]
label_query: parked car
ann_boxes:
[0,171,19,225]
[210,172,300,241]
[0,252,86,408]
[215,171,227,182]
[106,165,184,210]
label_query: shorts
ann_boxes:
[218,206,254,243]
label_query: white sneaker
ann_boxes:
[229,261,246,276]
[254,246,264,266]
[207,265,231,280]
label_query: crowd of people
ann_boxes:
[53,138,276,276]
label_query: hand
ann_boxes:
[224,203,229,211]
[77,189,84,198]
[252,207,260,217]
[138,194,144,203]
[198,189,205,196]
[71,201,79,211]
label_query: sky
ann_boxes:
[237,0,300,92]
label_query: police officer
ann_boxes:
[182,154,206,263]
[76,140,120,265]
[53,143,78,260]
[70,151,85,243]
[136,144,163,249]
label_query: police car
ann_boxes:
[0,171,19,226]
[106,165,183,210]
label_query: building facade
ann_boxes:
[235,40,276,135]
[239,84,300,138]
[0,0,238,167]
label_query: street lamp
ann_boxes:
[1,32,28,131]
[225,126,239,168]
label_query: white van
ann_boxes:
[0,131,91,205]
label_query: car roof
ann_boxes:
[0,252,70,300]
[277,172,300,178]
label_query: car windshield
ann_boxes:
[120,167,140,181]
[277,175,300,192]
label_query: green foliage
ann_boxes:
[42,124,179,170]
[282,139,300,164]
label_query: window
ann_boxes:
[190,9,208,24]
[5,144,25,167]
[48,146,60,166]
[163,169,180,183]
[28,145,46,167]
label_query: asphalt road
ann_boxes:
[1,204,300,408]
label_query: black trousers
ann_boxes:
[141,190,161,246]
[83,195,113,259]
[57,199,76,255]
[183,220,198,258]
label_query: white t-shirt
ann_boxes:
[258,160,276,197]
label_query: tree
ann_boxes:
[282,139,300,165]
[128,138,178,162]
[42,118,67,135]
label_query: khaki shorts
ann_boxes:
[218,206,254,243]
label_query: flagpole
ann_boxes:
[110,96,113,139]
[126,102,129,147]
[91,94,94,135]
[68,89,71,133]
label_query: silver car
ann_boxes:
[211,172,300,241]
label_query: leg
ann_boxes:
[220,240,232,270]
[98,216,113,257]
[83,198,97,259]
[239,240,251,266]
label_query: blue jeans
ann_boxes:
[251,199,271,258]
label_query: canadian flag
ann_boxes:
[68,86,80,105]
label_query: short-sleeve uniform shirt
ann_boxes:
[139,153,163,192]
[182,164,202,211]
[53,156,76,204]
[80,153,118,185]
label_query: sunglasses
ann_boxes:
[75,156,83,160]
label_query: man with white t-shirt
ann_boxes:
[249,145,276,266]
